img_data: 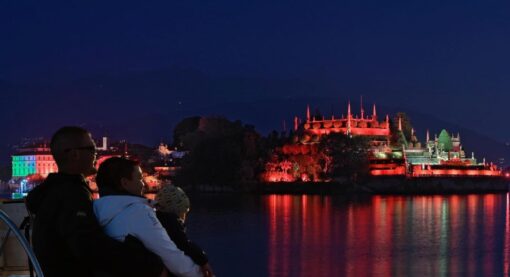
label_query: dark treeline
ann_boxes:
[172,116,269,188]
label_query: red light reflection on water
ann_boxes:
[483,194,496,275]
[267,195,335,276]
[265,194,507,277]
[505,193,510,276]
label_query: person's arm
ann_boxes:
[57,186,164,277]
[159,213,208,266]
[129,205,202,277]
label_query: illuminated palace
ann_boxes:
[11,144,57,178]
[10,137,129,197]
[11,137,112,179]
[262,102,502,182]
[9,137,169,199]
[301,103,390,137]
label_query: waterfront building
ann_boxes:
[7,137,171,199]
[11,144,57,178]
[153,142,187,179]
[11,137,114,179]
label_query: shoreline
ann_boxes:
[2,176,509,202]
[182,176,510,195]
[362,176,509,195]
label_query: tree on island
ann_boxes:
[390,112,414,147]
[0,165,11,183]
[438,129,453,152]
[318,133,370,181]
[173,116,264,188]
[172,116,201,150]
[264,129,289,151]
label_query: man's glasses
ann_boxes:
[64,146,96,153]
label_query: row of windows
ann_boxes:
[13,169,36,176]
[12,156,54,161]
[13,169,56,176]
[12,164,36,168]
[12,164,57,169]
[12,162,57,167]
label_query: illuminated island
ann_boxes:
[260,102,507,194]
[4,104,508,197]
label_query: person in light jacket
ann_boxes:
[93,157,204,277]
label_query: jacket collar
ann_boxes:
[99,186,146,199]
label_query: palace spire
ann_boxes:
[347,101,352,134]
[360,96,364,119]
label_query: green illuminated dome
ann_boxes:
[438,129,453,152]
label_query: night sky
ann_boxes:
[2,1,510,163]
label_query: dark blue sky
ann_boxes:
[2,1,510,150]
[3,1,510,80]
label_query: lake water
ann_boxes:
[184,193,510,277]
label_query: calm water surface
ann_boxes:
[183,193,510,277]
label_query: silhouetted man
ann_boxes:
[26,126,164,277]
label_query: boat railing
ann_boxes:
[0,209,44,277]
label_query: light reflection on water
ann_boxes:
[182,193,509,277]
[264,194,506,277]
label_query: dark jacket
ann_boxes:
[156,211,208,266]
[26,173,163,277]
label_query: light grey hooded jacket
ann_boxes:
[93,195,202,277]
